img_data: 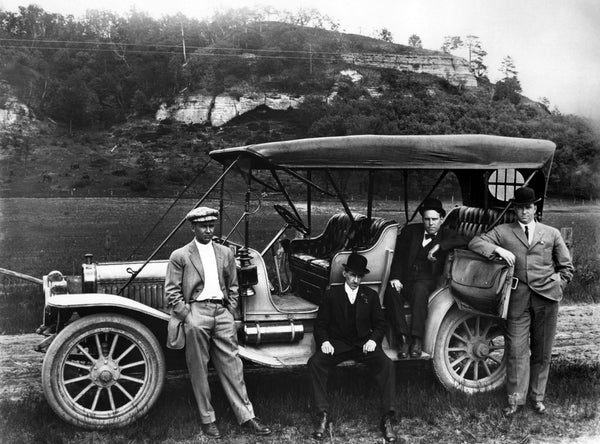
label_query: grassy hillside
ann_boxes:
[1,7,598,198]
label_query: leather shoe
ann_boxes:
[312,411,332,440]
[503,405,522,417]
[201,422,222,438]
[532,401,546,414]
[380,413,396,442]
[409,336,422,358]
[398,335,409,359]
[242,417,272,436]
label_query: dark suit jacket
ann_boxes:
[469,221,574,303]
[314,284,387,353]
[390,223,469,283]
[165,240,239,322]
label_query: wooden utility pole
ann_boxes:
[181,23,187,64]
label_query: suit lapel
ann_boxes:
[511,223,529,248]
[530,224,545,249]
[355,287,368,322]
[213,243,224,286]
[188,241,205,282]
[408,226,424,265]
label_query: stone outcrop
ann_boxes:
[0,82,33,130]
[157,52,477,127]
[157,92,303,127]
[341,52,477,88]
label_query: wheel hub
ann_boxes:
[472,341,490,359]
[91,359,121,387]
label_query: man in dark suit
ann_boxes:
[165,207,271,438]
[469,187,574,415]
[307,252,396,442]
[384,198,468,358]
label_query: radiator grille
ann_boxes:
[97,280,167,310]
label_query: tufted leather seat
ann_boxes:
[289,213,397,302]
[289,213,365,272]
[442,205,516,239]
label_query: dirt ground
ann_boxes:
[1,305,599,402]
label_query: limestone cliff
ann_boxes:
[0,81,33,130]
[157,52,477,127]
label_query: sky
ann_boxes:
[2,0,599,124]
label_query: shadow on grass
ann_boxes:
[1,359,598,443]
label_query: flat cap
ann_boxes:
[186,206,219,223]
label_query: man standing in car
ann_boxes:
[384,198,468,358]
[165,206,271,438]
[469,187,573,415]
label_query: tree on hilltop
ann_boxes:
[375,28,394,43]
[465,35,487,78]
[408,34,423,48]
[499,55,518,78]
[441,35,463,53]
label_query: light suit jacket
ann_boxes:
[468,222,574,302]
[165,240,239,322]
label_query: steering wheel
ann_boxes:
[274,204,308,235]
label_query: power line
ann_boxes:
[0,37,350,57]
[0,43,341,62]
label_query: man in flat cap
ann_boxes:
[165,206,271,438]
[307,252,397,442]
[384,198,468,358]
[469,187,573,416]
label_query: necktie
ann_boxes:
[425,233,435,240]
[524,226,529,243]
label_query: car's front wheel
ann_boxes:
[432,307,506,394]
[42,313,166,429]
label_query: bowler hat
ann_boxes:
[343,252,370,276]
[186,206,219,223]
[419,198,446,217]
[512,187,541,206]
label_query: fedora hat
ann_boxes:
[343,252,370,276]
[419,198,446,217]
[512,187,541,206]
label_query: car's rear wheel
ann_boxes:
[42,314,166,429]
[433,307,506,394]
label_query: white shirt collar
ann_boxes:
[195,239,213,251]
[344,283,358,304]
[517,221,536,243]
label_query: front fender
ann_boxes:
[423,286,456,356]
[47,293,170,321]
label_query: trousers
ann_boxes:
[384,279,435,339]
[506,287,559,405]
[307,347,395,414]
[184,302,255,424]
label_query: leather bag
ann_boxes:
[449,249,514,318]
[167,317,185,350]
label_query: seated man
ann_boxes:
[384,198,468,358]
[307,252,397,442]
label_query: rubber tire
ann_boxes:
[432,307,506,394]
[42,313,166,429]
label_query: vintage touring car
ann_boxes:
[36,134,556,428]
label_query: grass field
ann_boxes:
[0,197,598,334]
[0,198,599,443]
[0,358,598,443]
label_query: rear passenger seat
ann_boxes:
[289,212,397,302]
[442,205,516,239]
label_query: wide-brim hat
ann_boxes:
[511,187,541,206]
[419,198,446,217]
[186,206,219,223]
[343,252,370,276]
